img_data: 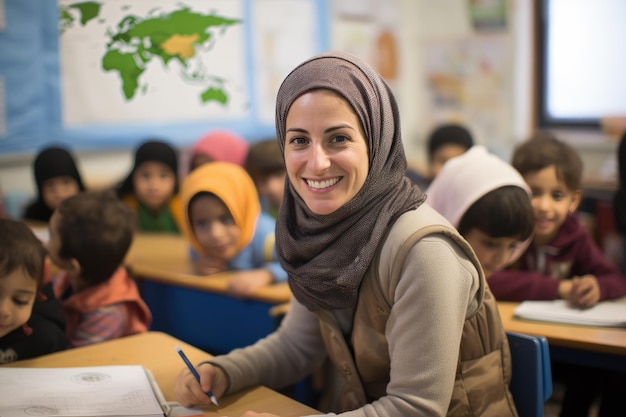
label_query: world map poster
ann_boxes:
[59,0,247,127]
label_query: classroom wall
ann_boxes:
[0,0,619,213]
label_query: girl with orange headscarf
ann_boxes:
[179,162,287,297]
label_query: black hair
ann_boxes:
[457,186,534,241]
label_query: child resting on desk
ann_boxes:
[116,140,183,233]
[23,145,86,223]
[46,190,152,348]
[426,145,534,281]
[179,162,287,298]
[0,218,66,363]
[489,133,626,417]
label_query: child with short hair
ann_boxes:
[488,134,626,304]
[426,145,534,280]
[489,133,626,417]
[0,218,66,363]
[47,190,151,348]
[180,162,287,297]
[23,145,86,222]
[116,140,183,233]
[427,123,474,179]
[244,138,286,218]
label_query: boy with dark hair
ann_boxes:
[47,190,151,348]
[244,138,287,218]
[0,218,66,363]
[427,123,474,179]
[489,133,626,417]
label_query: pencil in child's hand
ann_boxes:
[175,346,219,406]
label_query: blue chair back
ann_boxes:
[506,332,553,417]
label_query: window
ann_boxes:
[536,0,626,128]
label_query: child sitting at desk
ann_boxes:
[23,145,86,223]
[115,140,183,233]
[426,145,534,281]
[244,138,286,218]
[179,162,287,298]
[0,218,66,363]
[489,133,626,417]
[46,190,152,348]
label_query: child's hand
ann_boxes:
[568,275,600,308]
[195,255,227,276]
[558,280,573,300]
[227,270,273,298]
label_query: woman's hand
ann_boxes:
[174,362,227,408]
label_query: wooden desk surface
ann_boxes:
[2,332,319,417]
[498,302,626,355]
[125,233,291,304]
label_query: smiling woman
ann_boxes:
[174,51,519,417]
[284,89,369,215]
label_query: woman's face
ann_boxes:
[284,90,369,215]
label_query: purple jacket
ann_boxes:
[488,213,626,301]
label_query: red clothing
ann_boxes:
[52,267,152,347]
[488,213,626,301]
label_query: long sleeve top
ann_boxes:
[488,213,626,301]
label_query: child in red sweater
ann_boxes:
[489,133,626,417]
[47,190,151,348]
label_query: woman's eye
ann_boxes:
[331,134,349,144]
[289,136,307,145]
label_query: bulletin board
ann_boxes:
[0,0,329,156]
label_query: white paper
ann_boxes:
[514,299,626,327]
[0,365,165,417]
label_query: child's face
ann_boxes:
[132,162,176,211]
[464,229,523,279]
[256,171,286,212]
[0,268,37,338]
[41,176,80,210]
[430,144,468,178]
[189,194,242,261]
[524,165,581,246]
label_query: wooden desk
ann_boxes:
[125,233,291,354]
[498,301,626,371]
[1,332,319,417]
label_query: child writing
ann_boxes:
[23,145,86,223]
[426,145,534,280]
[489,133,626,417]
[244,138,287,218]
[116,140,183,233]
[179,161,287,298]
[46,190,152,348]
[186,129,249,173]
[0,218,66,363]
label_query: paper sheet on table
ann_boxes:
[514,299,626,327]
[0,365,165,417]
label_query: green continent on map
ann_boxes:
[102,7,241,102]
[59,2,102,33]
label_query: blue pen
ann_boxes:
[175,346,219,406]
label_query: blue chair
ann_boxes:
[506,332,553,417]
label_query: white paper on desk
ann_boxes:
[0,365,165,417]
[514,300,626,327]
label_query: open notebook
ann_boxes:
[0,365,201,417]
[514,299,626,327]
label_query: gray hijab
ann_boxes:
[275,51,426,311]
